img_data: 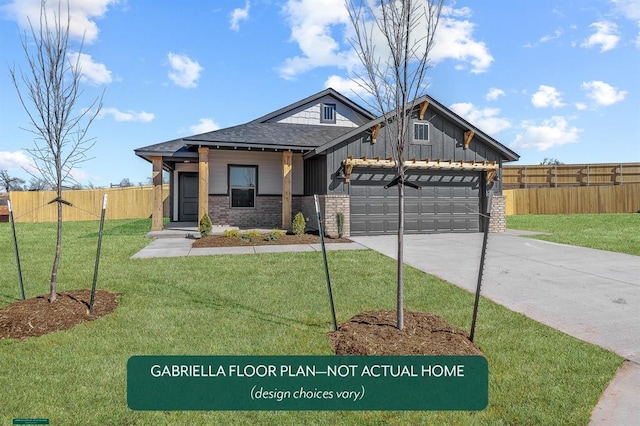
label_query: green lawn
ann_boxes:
[507,213,640,256]
[0,219,621,425]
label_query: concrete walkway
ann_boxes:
[351,232,640,426]
[130,235,367,259]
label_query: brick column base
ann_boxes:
[489,195,506,233]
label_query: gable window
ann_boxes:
[320,103,336,124]
[413,120,430,143]
[229,165,257,208]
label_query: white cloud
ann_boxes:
[0,150,32,170]
[230,1,250,31]
[278,0,352,79]
[431,8,493,73]
[167,53,203,88]
[532,85,564,108]
[67,52,112,85]
[581,80,627,106]
[189,118,220,134]
[1,0,119,44]
[512,116,581,151]
[279,2,493,79]
[610,0,640,21]
[581,21,620,52]
[99,107,155,122]
[324,75,370,98]
[485,88,505,101]
[575,102,588,110]
[540,28,563,43]
[449,102,511,135]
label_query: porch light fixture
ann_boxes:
[335,165,346,179]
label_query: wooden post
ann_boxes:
[282,151,293,229]
[198,147,209,224]
[151,156,163,231]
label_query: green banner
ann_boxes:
[128,355,487,411]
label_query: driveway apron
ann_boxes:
[351,232,640,425]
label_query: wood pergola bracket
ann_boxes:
[371,123,381,144]
[419,101,429,120]
[464,130,474,149]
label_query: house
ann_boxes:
[134,88,519,237]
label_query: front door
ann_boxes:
[178,172,199,222]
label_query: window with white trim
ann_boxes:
[229,165,257,208]
[413,120,430,143]
[320,103,336,124]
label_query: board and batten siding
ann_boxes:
[322,108,504,195]
[207,150,304,195]
[267,95,369,128]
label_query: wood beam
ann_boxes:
[198,147,209,225]
[151,156,163,231]
[464,130,474,149]
[342,157,499,173]
[371,123,381,143]
[282,151,293,229]
[419,101,429,120]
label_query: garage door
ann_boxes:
[350,168,482,235]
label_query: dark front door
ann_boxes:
[178,172,199,222]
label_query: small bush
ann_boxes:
[223,229,240,238]
[292,212,306,235]
[244,229,262,241]
[199,214,212,237]
[264,230,286,241]
[336,212,345,238]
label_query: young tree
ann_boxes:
[10,1,102,302]
[0,170,26,192]
[347,0,443,329]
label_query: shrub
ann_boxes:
[244,229,262,241]
[223,229,240,238]
[199,214,212,237]
[292,212,306,235]
[336,212,345,238]
[264,229,286,241]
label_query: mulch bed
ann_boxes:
[193,233,352,248]
[0,289,120,340]
[328,310,484,356]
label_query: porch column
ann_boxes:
[198,146,209,224]
[151,156,163,231]
[282,151,292,229]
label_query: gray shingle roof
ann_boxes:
[184,123,353,150]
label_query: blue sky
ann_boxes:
[1,0,638,188]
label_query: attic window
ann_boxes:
[413,120,430,144]
[320,103,336,124]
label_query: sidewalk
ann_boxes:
[130,234,367,259]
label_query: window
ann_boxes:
[413,121,430,143]
[229,166,257,207]
[320,103,336,124]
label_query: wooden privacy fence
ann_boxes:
[504,184,640,215]
[7,185,169,223]
[503,163,640,189]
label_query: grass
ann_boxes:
[0,218,622,425]
[507,213,640,256]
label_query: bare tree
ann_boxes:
[540,158,564,165]
[347,0,443,329]
[0,170,26,192]
[9,0,103,302]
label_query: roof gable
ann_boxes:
[305,93,519,162]
[250,88,375,126]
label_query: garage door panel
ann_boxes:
[349,168,482,236]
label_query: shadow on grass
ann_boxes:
[167,281,329,330]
